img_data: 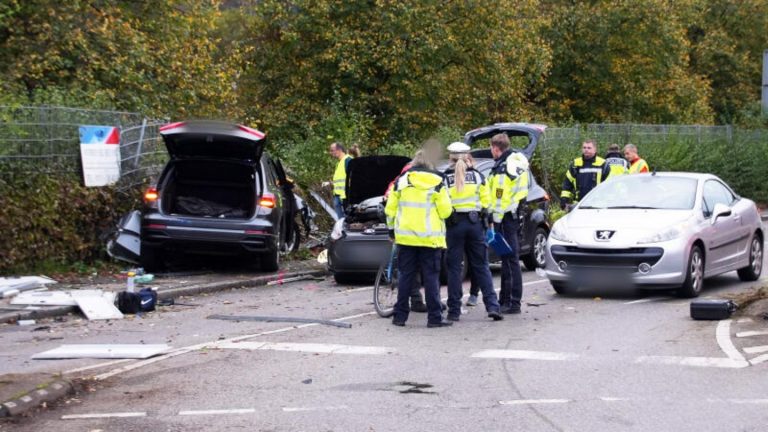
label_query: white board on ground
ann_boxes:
[33,344,171,360]
[11,290,114,306]
[75,296,124,320]
[0,276,57,293]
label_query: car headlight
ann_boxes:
[549,220,573,243]
[330,218,346,241]
[637,223,686,244]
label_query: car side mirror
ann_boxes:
[710,203,732,225]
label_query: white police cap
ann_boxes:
[447,142,471,154]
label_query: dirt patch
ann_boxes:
[723,286,768,318]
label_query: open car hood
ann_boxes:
[463,122,546,161]
[160,121,267,161]
[346,155,411,206]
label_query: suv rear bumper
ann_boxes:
[142,219,277,255]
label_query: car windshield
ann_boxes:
[579,176,698,210]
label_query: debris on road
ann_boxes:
[11,290,123,321]
[17,319,36,326]
[207,314,352,329]
[266,274,324,286]
[690,299,737,320]
[0,276,57,298]
[32,344,171,360]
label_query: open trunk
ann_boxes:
[160,160,257,219]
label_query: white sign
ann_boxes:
[79,125,121,187]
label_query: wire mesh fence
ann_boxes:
[0,105,167,190]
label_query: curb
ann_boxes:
[0,380,74,418]
[0,266,328,325]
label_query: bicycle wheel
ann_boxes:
[373,245,398,318]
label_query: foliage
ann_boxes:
[0,0,244,120]
[0,170,141,274]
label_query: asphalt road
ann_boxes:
[3,254,768,432]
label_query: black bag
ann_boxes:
[117,291,141,314]
[116,289,158,314]
[138,288,158,312]
[690,299,737,320]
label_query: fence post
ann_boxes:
[133,118,147,169]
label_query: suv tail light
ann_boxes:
[144,187,159,203]
[258,192,276,209]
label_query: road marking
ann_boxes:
[62,412,146,419]
[635,355,749,369]
[600,397,631,402]
[472,350,578,361]
[708,398,768,405]
[179,409,255,416]
[499,399,570,405]
[623,297,664,305]
[743,345,768,354]
[737,318,754,324]
[523,279,552,287]
[716,320,747,362]
[749,354,768,365]
[215,341,393,355]
[343,286,374,293]
[736,330,768,338]
[64,358,133,375]
[282,405,349,413]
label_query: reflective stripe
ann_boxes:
[399,201,431,208]
[424,190,434,235]
[579,168,602,174]
[452,196,480,205]
[561,190,574,198]
[395,229,445,238]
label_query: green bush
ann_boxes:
[0,170,140,274]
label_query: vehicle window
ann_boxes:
[702,180,736,216]
[579,176,697,210]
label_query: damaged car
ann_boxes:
[127,121,299,271]
[327,155,412,283]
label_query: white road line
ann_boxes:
[600,397,631,402]
[743,345,768,354]
[472,350,578,361]
[708,399,768,405]
[736,330,768,338]
[499,399,570,405]
[282,405,349,413]
[62,412,146,419]
[716,320,747,362]
[623,297,663,305]
[215,341,393,355]
[179,409,255,416]
[635,355,749,369]
[737,318,754,324]
[748,354,768,365]
[64,358,134,375]
[524,279,552,286]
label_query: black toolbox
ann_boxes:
[690,299,738,320]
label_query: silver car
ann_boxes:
[545,173,764,297]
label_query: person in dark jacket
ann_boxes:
[560,140,611,208]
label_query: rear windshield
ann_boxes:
[579,176,698,210]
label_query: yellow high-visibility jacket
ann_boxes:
[488,152,529,223]
[444,167,490,212]
[385,168,453,248]
[332,154,352,199]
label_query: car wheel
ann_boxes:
[140,244,165,272]
[282,222,301,255]
[678,245,704,298]
[522,227,548,271]
[737,233,763,282]
[261,249,280,272]
[551,281,570,295]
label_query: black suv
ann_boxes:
[139,121,297,271]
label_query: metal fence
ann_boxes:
[0,105,167,190]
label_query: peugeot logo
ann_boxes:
[595,230,616,241]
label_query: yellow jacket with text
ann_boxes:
[487,151,529,223]
[444,167,490,212]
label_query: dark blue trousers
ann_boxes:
[446,218,500,316]
[393,245,442,324]
[499,214,523,308]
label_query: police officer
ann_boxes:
[385,149,453,328]
[604,143,629,177]
[444,142,503,322]
[328,142,353,218]
[560,140,611,208]
[487,134,529,314]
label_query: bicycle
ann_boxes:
[373,243,398,317]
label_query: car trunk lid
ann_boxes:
[345,155,411,207]
[160,121,266,162]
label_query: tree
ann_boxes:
[542,0,713,124]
